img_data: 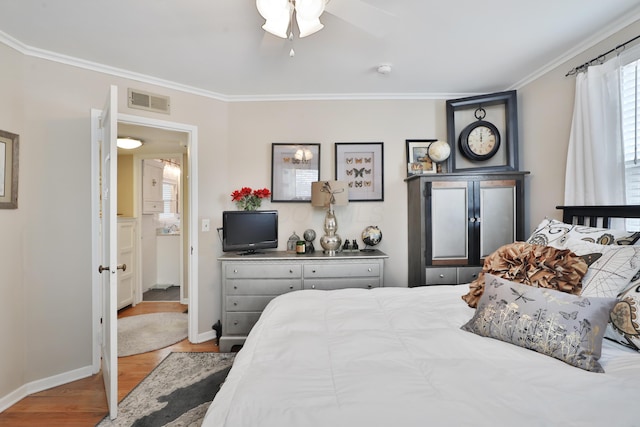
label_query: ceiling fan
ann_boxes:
[256,0,393,40]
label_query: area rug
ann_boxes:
[97,352,235,426]
[118,312,188,357]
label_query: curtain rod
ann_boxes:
[565,34,640,76]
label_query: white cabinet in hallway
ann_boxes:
[117,218,137,309]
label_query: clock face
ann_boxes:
[459,120,501,161]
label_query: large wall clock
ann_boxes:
[446,90,519,173]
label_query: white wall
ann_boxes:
[227,100,447,287]
[0,42,26,404]
[2,17,640,406]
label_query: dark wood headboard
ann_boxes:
[556,205,640,228]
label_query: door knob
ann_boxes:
[98,264,126,274]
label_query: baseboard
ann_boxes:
[0,364,94,413]
[196,329,217,344]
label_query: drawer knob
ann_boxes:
[289,285,294,289]
[289,269,293,274]
[233,321,239,325]
[233,285,238,290]
[367,284,372,289]
[439,274,445,278]
[367,268,372,272]
[311,285,316,289]
[233,302,238,306]
[233,269,238,274]
[312,269,316,273]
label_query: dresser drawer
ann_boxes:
[304,277,380,290]
[142,200,163,213]
[225,312,262,335]
[226,279,302,295]
[226,295,276,312]
[425,267,458,285]
[304,263,379,278]
[225,263,301,279]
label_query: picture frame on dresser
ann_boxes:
[0,129,19,209]
[335,142,384,202]
[271,143,320,202]
[406,139,437,176]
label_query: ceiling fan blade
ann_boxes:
[324,0,394,37]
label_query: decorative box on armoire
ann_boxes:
[406,171,528,287]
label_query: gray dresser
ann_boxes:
[218,250,388,352]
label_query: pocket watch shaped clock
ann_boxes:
[458,107,501,161]
[446,90,519,173]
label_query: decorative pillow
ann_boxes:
[461,242,588,308]
[527,218,640,247]
[554,238,640,299]
[607,272,640,351]
[462,274,617,373]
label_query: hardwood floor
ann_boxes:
[0,302,219,426]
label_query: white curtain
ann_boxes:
[564,57,625,205]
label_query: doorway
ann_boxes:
[92,112,200,373]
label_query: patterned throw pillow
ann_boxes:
[556,239,640,299]
[527,218,640,247]
[461,242,587,308]
[462,274,617,373]
[608,273,640,350]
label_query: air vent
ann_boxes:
[127,88,171,114]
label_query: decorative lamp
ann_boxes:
[311,180,348,255]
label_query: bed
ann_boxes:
[204,206,640,427]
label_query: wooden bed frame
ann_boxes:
[557,205,640,227]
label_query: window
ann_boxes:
[621,59,640,229]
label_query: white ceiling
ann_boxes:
[1,0,640,100]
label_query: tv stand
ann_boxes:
[218,250,388,352]
[237,250,264,256]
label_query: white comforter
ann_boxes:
[204,286,640,427]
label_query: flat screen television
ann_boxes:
[222,210,278,255]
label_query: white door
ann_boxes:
[99,85,119,420]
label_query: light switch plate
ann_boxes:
[202,218,210,232]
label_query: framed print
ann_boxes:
[446,90,519,172]
[335,142,383,202]
[271,143,320,202]
[406,139,437,175]
[0,130,19,209]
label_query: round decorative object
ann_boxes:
[361,226,382,247]
[427,140,451,163]
[303,229,316,242]
[458,106,501,161]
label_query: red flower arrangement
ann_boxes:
[231,187,271,211]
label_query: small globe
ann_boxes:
[303,229,316,242]
[362,226,382,247]
[428,140,451,163]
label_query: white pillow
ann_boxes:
[527,218,640,247]
[555,238,640,298]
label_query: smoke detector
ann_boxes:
[377,64,392,75]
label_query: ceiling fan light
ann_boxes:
[295,0,325,19]
[297,18,324,38]
[262,20,289,38]
[257,0,291,38]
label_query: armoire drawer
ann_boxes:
[425,267,458,285]
[304,263,379,278]
[224,263,302,279]
[226,279,302,295]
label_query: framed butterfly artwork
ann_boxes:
[335,142,384,202]
[271,143,321,202]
